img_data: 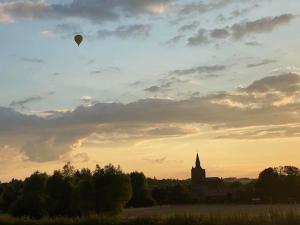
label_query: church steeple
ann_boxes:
[195,153,201,168]
[191,153,206,185]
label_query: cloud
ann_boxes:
[73,152,90,163]
[52,72,60,76]
[90,67,120,75]
[178,21,199,33]
[210,28,230,39]
[2,73,300,162]
[228,3,259,20]
[245,73,300,94]
[10,96,43,109]
[231,14,295,40]
[20,57,44,63]
[247,59,276,68]
[187,14,295,46]
[146,125,199,136]
[52,0,171,22]
[130,81,143,87]
[0,0,50,23]
[143,76,202,95]
[144,82,172,93]
[144,86,163,93]
[165,35,184,45]
[40,30,55,38]
[170,64,227,76]
[245,41,261,46]
[144,157,166,164]
[80,96,93,104]
[55,22,81,33]
[87,60,95,65]
[0,0,172,23]
[178,0,243,16]
[178,0,273,19]
[97,24,151,39]
[44,22,83,38]
[48,91,55,96]
[62,152,90,163]
[199,74,222,80]
[187,29,210,46]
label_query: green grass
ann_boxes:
[0,209,300,225]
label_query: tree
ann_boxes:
[12,172,48,219]
[167,184,193,204]
[46,170,73,216]
[74,169,95,215]
[0,179,23,213]
[280,166,300,176]
[151,187,168,205]
[127,172,154,207]
[93,164,132,212]
[62,162,75,178]
[151,184,193,205]
[278,166,300,202]
[256,167,279,202]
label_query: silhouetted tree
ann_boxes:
[0,179,23,213]
[256,167,279,202]
[280,166,300,176]
[127,172,154,207]
[152,186,167,205]
[62,162,75,178]
[151,184,193,205]
[3,163,300,219]
[256,166,300,203]
[12,172,48,218]
[74,169,95,215]
[167,184,193,204]
[278,166,300,202]
[46,170,73,216]
[93,164,132,212]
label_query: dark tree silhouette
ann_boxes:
[74,169,95,215]
[93,164,132,212]
[46,170,73,216]
[256,167,279,202]
[12,172,48,219]
[1,164,300,219]
[256,166,300,203]
[127,172,154,207]
[0,179,23,213]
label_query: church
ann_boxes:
[191,154,228,201]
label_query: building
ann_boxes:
[191,153,228,201]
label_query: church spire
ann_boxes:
[195,153,200,168]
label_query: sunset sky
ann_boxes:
[0,0,300,181]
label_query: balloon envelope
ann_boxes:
[74,35,83,46]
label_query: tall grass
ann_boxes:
[0,210,300,225]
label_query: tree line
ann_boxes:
[149,166,300,204]
[0,164,300,218]
[0,163,159,219]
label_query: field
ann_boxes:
[122,204,300,217]
[1,204,300,225]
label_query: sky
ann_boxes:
[0,0,300,181]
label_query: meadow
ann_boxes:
[122,204,300,217]
[0,204,300,225]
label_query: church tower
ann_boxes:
[191,153,206,186]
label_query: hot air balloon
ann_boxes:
[74,34,83,46]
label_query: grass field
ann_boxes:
[0,204,300,225]
[122,204,300,217]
